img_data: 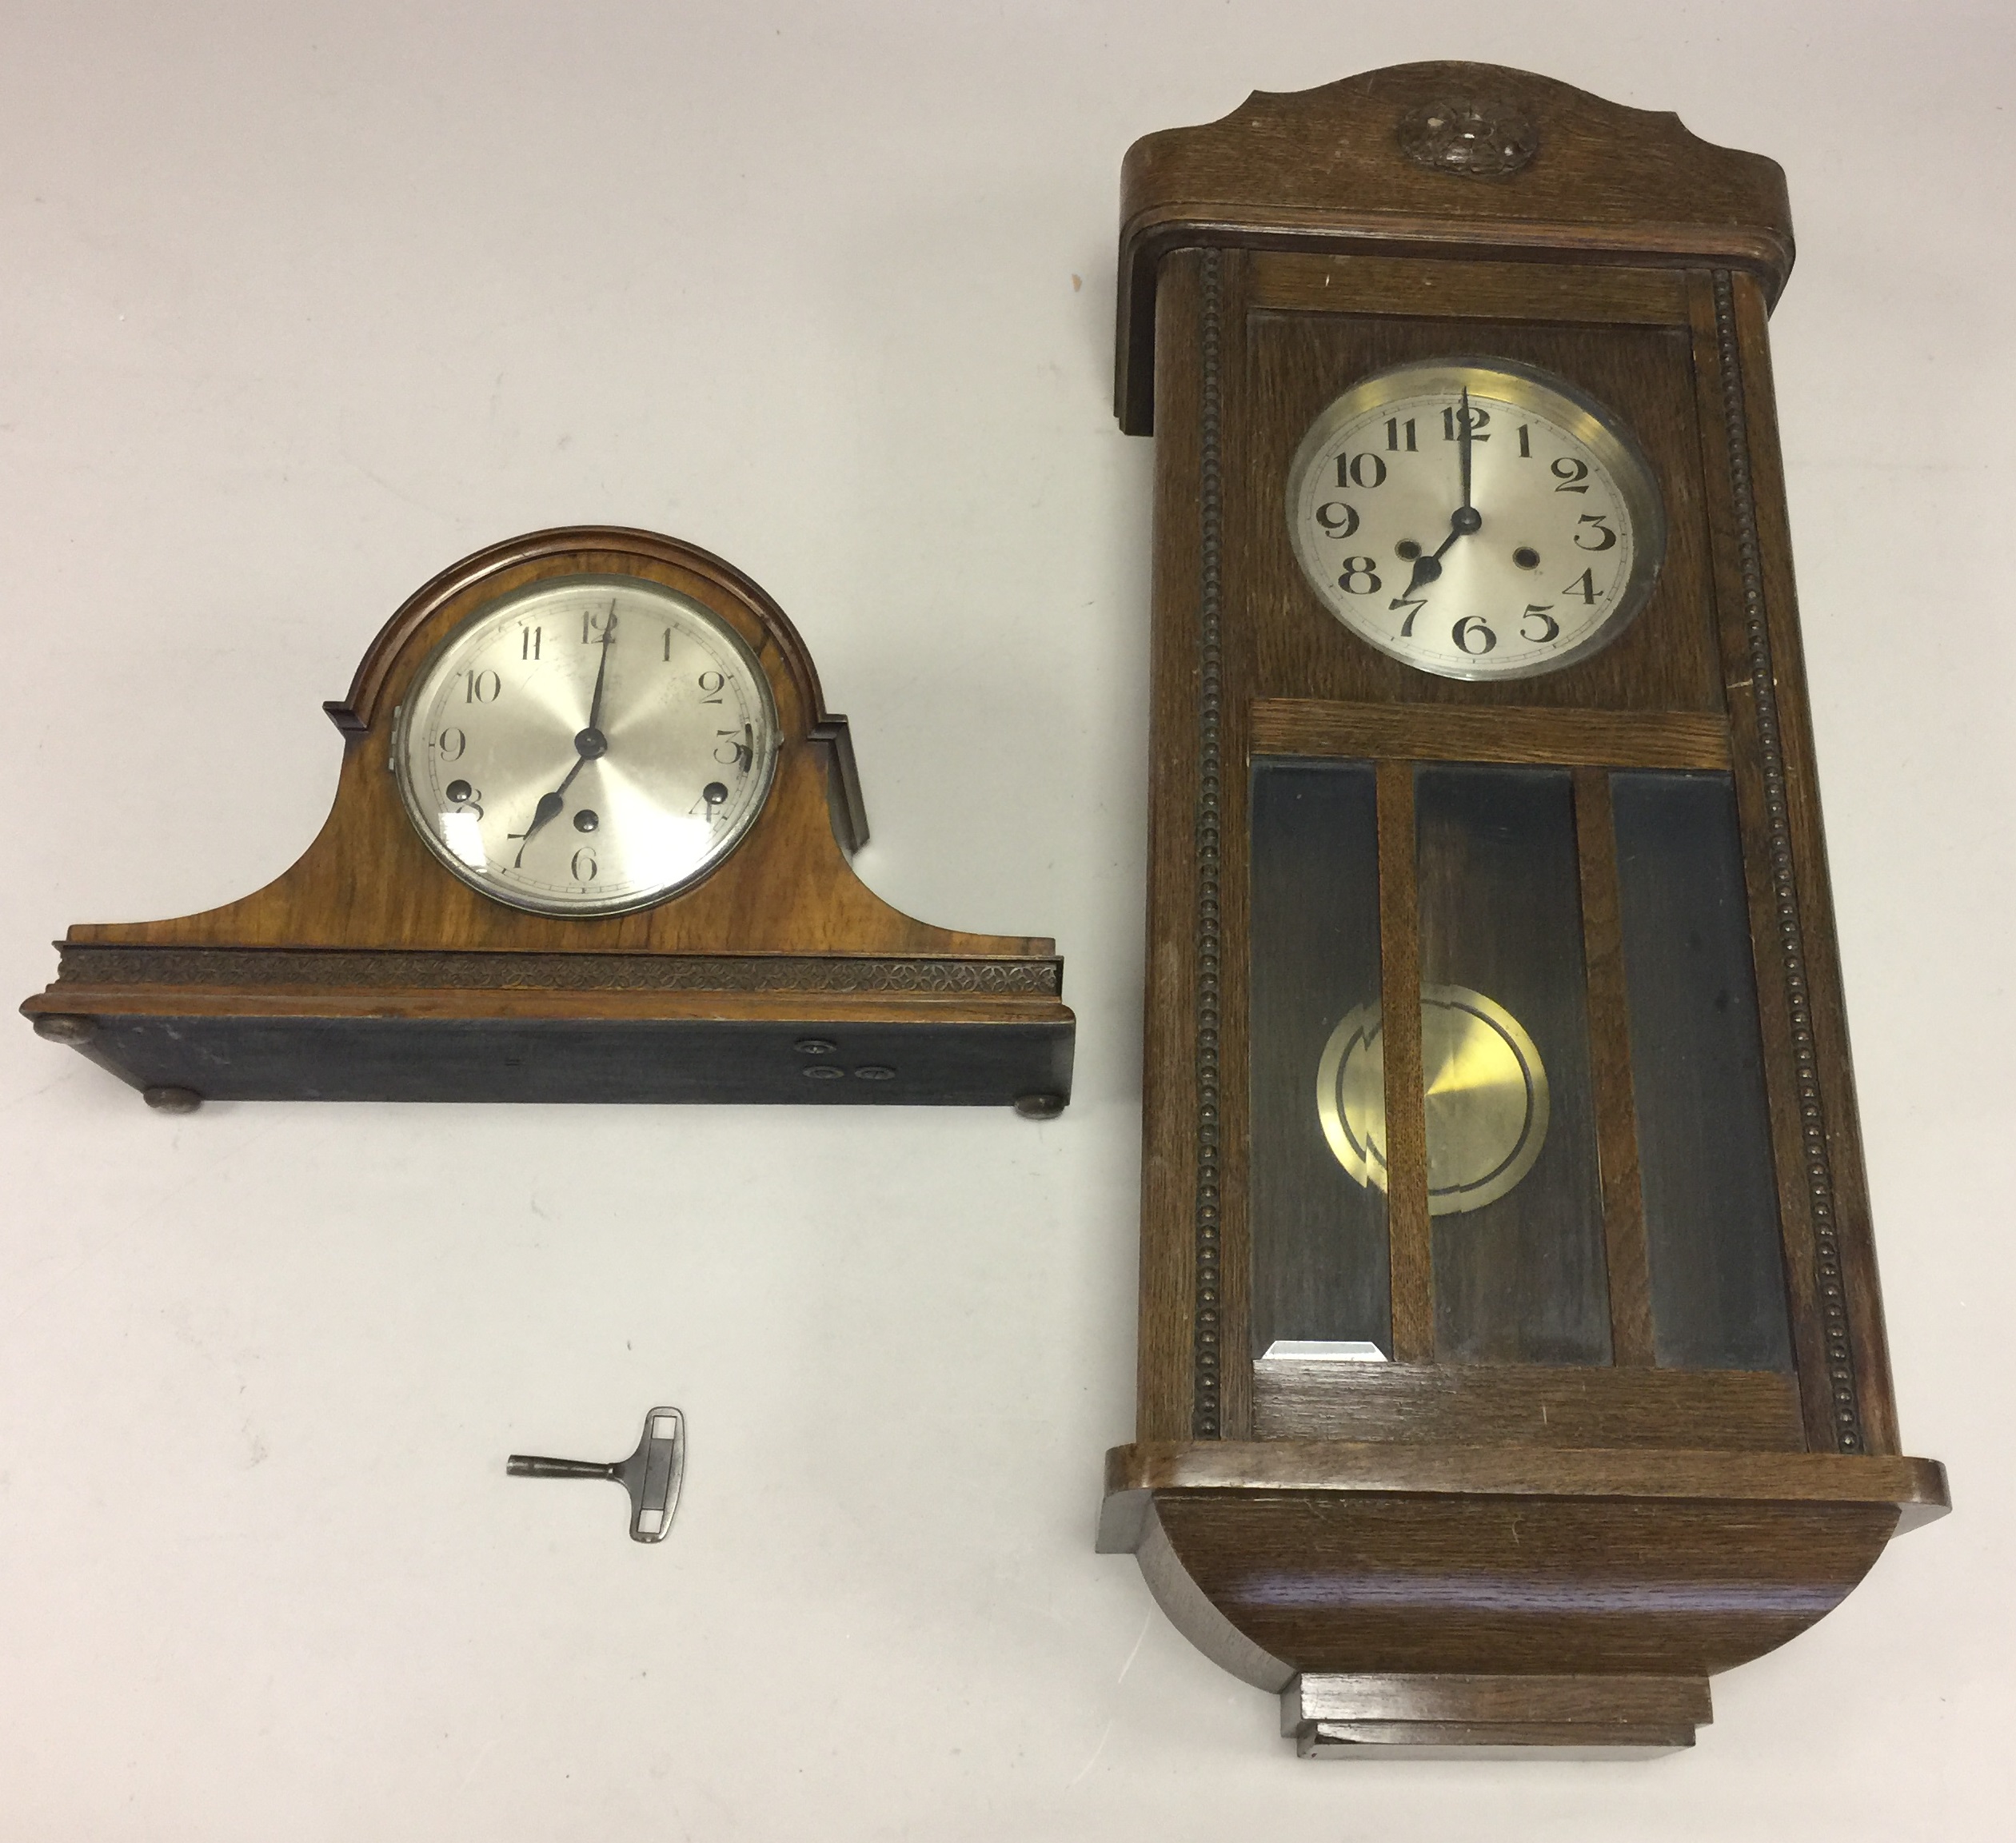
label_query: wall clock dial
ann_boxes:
[1287,358,1664,679]
[394,575,780,916]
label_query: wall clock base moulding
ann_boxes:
[1100,1441,1949,1753]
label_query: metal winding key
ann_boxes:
[507,1407,685,1542]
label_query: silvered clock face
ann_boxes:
[1287,357,1666,679]
[393,575,780,915]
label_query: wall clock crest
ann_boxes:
[22,527,1073,1111]
[1096,62,1947,1754]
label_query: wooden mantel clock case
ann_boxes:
[1096,66,1947,1753]
[22,528,1073,1111]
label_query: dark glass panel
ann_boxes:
[1612,770,1793,1370]
[1415,764,1611,1364]
[1248,758,1390,1358]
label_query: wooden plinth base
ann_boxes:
[1282,1673,1708,1757]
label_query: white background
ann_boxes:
[1,4,2006,1837]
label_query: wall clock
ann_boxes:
[22,527,1073,1112]
[1096,64,1946,1753]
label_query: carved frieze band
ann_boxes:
[53,946,1062,998]
[1712,270,1863,1454]
[1192,249,1225,1438]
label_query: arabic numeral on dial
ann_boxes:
[1335,556,1381,595]
[1390,594,1427,636]
[697,668,726,704]
[437,727,467,760]
[462,669,501,704]
[1315,501,1360,538]
[582,606,617,643]
[1517,424,1531,458]
[1384,417,1416,453]
[1520,604,1560,643]
[1452,616,1497,656]
[1564,568,1599,604]
[521,625,541,660]
[714,727,753,768]
[1552,456,1591,493]
[1574,513,1617,551]
[571,847,598,883]
[1442,405,1491,441]
[1333,452,1387,489]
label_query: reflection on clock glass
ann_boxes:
[393,576,780,916]
[1287,357,1666,680]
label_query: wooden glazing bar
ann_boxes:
[1252,700,1731,770]
[1573,768,1656,1366]
[1375,762,1433,1363]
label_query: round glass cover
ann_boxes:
[1287,357,1666,679]
[393,574,780,915]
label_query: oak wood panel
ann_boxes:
[1375,764,1433,1362]
[1687,269,1830,1446]
[1731,274,1901,1457]
[1575,767,1656,1365]
[1213,253,1260,1442]
[1251,253,1691,325]
[1251,1362,1798,1448]
[1151,1490,1896,1677]
[1117,62,1793,430]
[1252,699,1731,768]
[1136,251,1210,1440]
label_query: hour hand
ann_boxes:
[509,788,567,868]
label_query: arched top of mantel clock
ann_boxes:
[323,523,868,855]
[1116,62,1795,433]
[325,526,832,748]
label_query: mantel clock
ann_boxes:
[23,528,1072,1111]
[1096,65,1946,1753]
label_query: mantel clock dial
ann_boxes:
[1287,358,1665,679]
[394,575,780,916]
[1096,62,1947,1759]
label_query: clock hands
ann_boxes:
[510,607,617,868]
[1457,384,1475,526]
[585,601,616,738]
[1391,389,1484,604]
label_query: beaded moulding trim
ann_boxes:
[1192,250,1225,1438]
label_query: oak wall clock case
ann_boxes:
[1095,65,1947,1754]
[22,528,1073,1111]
